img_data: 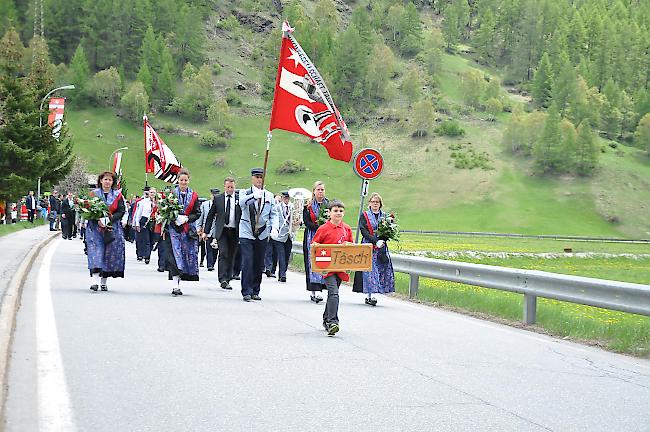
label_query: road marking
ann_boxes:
[36,239,76,431]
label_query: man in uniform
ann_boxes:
[237,168,279,301]
[269,191,294,282]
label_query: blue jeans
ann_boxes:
[323,275,341,325]
[239,238,267,297]
[49,211,57,230]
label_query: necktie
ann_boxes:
[226,195,232,225]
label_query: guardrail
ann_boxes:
[291,242,650,324]
[399,229,650,244]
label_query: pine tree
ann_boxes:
[0,0,18,37]
[137,61,153,98]
[575,120,599,175]
[399,2,423,56]
[157,41,176,106]
[441,2,461,51]
[634,113,650,154]
[140,25,160,83]
[0,27,73,202]
[552,56,577,117]
[43,0,84,64]
[474,8,496,63]
[173,4,205,72]
[331,23,367,108]
[68,43,91,105]
[386,4,404,43]
[26,36,54,96]
[533,104,564,174]
[532,53,553,108]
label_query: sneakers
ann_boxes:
[100,285,108,291]
[220,281,232,290]
[137,257,143,261]
[310,294,323,304]
[243,295,252,302]
[172,288,183,296]
[365,297,378,306]
[251,294,261,301]
[326,323,340,336]
[279,276,287,283]
[90,284,98,292]
[144,259,150,264]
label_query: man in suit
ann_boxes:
[197,188,220,271]
[49,191,61,231]
[60,191,75,240]
[25,191,37,223]
[269,191,294,282]
[236,169,279,301]
[204,178,241,290]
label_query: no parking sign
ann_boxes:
[353,148,383,180]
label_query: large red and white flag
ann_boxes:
[269,22,353,163]
[144,116,183,184]
[47,97,65,140]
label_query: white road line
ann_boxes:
[36,239,76,432]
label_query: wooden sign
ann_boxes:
[310,243,373,274]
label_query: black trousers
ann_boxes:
[271,238,292,277]
[27,209,35,223]
[239,237,267,297]
[61,215,73,238]
[217,228,238,283]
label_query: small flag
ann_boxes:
[269,22,353,163]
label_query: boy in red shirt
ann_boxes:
[311,200,353,336]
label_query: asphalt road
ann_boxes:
[4,237,650,431]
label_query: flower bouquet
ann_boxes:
[377,212,400,242]
[76,196,115,244]
[316,204,329,226]
[155,189,183,233]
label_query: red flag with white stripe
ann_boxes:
[144,116,183,184]
[269,22,353,163]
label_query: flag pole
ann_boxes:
[255,131,272,233]
[355,179,369,243]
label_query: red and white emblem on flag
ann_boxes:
[269,22,353,163]
[314,247,332,269]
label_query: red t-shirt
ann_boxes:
[311,220,354,281]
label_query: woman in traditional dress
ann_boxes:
[86,171,126,292]
[302,181,329,303]
[163,168,201,296]
[353,192,395,305]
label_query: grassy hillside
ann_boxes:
[63,4,650,238]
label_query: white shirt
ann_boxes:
[134,197,153,227]
[224,193,236,228]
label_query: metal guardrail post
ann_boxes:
[409,274,419,299]
[523,294,537,324]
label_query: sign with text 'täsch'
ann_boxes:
[310,244,373,274]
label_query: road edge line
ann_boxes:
[0,231,59,429]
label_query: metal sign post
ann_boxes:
[351,148,384,243]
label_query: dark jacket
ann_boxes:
[204,191,241,239]
[60,198,76,220]
[49,196,61,212]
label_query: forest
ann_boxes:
[1,0,649,202]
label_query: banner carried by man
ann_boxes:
[269,22,353,163]
[144,116,183,184]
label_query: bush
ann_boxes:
[226,90,242,107]
[212,63,222,75]
[200,131,229,150]
[276,159,306,175]
[213,156,226,168]
[434,120,465,137]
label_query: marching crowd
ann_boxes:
[38,168,397,336]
